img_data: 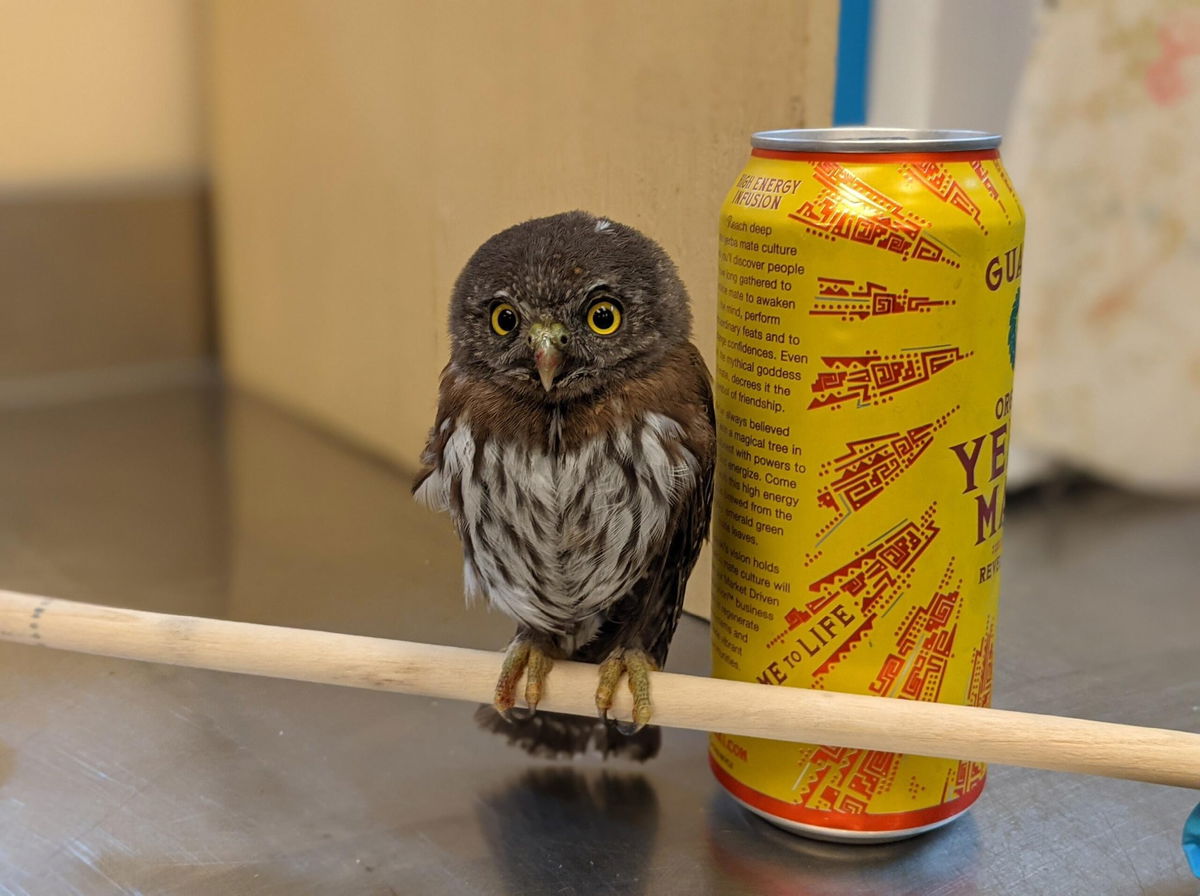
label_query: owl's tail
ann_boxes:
[474,705,662,762]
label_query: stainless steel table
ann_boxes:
[1,385,1197,895]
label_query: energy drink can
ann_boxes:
[709,128,1024,841]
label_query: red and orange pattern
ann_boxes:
[809,348,971,410]
[790,162,961,268]
[810,276,953,321]
[815,408,958,537]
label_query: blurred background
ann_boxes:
[2,1,1199,893]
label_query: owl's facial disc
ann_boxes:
[526,321,569,391]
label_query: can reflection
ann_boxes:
[705,792,982,895]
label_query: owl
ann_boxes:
[414,211,715,760]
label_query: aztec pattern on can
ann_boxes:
[709,129,1024,840]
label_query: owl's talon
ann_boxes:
[494,636,556,717]
[615,718,645,736]
[493,638,531,716]
[595,653,625,719]
[523,645,554,712]
[625,649,657,730]
[594,648,658,731]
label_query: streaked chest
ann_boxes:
[415,412,698,633]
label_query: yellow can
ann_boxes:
[710,128,1024,841]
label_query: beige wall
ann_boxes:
[0,0,204,189]
[207,1,837,618]
[0,0,210,394]
[207,0,837,464]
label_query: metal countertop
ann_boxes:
[1,385,1197,895]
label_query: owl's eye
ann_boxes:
[586,300,622,336]
[490,302,519,336]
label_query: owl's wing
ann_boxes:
[412,365,461,506]
[643,348,716,665]
[645,433,715,667]
[576,344,716,667]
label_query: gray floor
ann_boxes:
[0,384,1197,895]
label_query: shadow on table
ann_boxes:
[477,766,659,896]
[705,792,984,895]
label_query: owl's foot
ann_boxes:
[595,648,658,734]
[494,637,555,718]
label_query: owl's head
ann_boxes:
[447,211,693,403]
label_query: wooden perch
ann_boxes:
[0,588,1197,789]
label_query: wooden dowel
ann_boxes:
[1,588,1197,789]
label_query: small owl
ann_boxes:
[414,211,715,760]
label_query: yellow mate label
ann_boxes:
[710,149,1024,835]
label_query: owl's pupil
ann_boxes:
[593,307,614,330]
[497,308,517,331]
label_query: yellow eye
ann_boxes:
[586,300,622,335]
[490,302,519,335]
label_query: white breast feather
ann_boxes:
[419,413,698,636]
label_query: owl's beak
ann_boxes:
[528,322,567,391]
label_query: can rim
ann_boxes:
[751,127,1002,153]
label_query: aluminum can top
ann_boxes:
[750,127,1001,153]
